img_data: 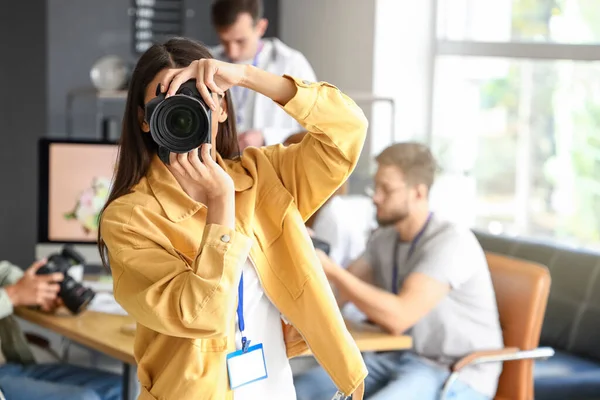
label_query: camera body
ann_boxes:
[311,237,331,256]
[36,245,95,315]
[145,79,212,164]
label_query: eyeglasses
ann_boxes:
[365,184,406,198]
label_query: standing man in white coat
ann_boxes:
[211,0,317,149]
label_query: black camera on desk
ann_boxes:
[36,245,95,315]
[311,237,331,256]
[145,79,212,165]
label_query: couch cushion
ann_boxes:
[570,308,600,362]
[539,297,580,351]
[512,241,557,271]
[535,350,600,400]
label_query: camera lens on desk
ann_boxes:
[58,276,95,315]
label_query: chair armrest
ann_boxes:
[440,347,555,400]
[453,347,555,372]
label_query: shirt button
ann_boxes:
[220,234,231,243]
[302,79,313,85]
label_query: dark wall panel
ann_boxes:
[0,2,47,267]
[47,0,279,138]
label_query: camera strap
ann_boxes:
[391,212,432,294]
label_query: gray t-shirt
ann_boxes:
[363,214,503,398]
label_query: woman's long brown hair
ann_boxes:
[97,37,239,269]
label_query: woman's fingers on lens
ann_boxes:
[176,152,197,179]
[166,67,195,97]
[205,79,223,97]
[169,152,185,175]
[198,82,216,111]
[160,68,184,94]
[196,62,217,110]
[201,144,216,167]
[188,148,208,176]
[203,62,224,96]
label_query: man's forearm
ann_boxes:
[329,268,406,335]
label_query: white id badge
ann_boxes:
[226,343,268,390]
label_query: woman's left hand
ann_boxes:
[160,59,248,110]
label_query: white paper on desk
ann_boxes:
[87,292,128,316]
[342,302,367,323]
[83,280,114,293]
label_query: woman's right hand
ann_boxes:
[161,58,248,111]
[169,144,235,228]
[170,144,234,200]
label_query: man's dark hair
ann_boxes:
[211,0,264,27]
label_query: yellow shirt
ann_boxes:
[101,76,368,400]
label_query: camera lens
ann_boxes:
[149,95,210,153]
[167,108,198,138]
[61,277,95,315]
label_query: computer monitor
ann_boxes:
[37,139,118,265]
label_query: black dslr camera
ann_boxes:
[145,79,212,164]
[36,245,95,315]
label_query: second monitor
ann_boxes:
[37,139,119,265]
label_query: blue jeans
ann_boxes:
[0,362,122,400]
[294,352,490,400]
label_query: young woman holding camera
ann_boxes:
[98,37,367,400]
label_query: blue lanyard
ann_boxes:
[237,273,250,352]
[232,42,264,126]
[392,213,432,294]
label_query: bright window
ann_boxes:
[431,0,600,249]
[438,0,600,44]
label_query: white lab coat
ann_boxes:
[211,38,317,145]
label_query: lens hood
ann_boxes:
[145,80,212,163]
[149,96,210,153]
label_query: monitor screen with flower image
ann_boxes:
[38,139,118,245]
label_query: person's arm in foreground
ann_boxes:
[0,260,63,318]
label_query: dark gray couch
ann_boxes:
[474,231,600,400]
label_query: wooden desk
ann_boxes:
[344,319,412,353]
[15,308,412,399]
[15,307,138,400]
[15,307,136,365]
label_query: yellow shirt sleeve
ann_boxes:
[261,76,368,221]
